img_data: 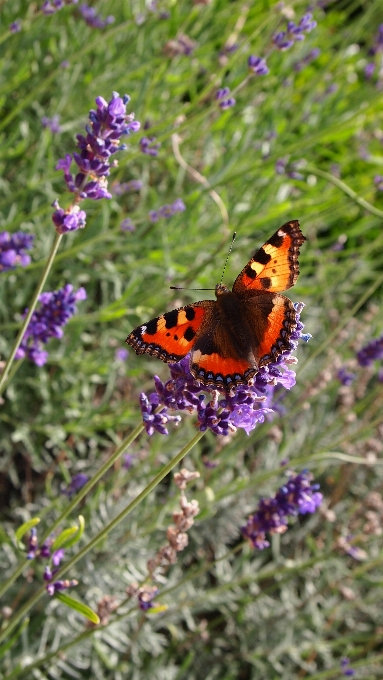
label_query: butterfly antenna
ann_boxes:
[220,232,236,285]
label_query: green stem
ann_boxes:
[0,421,144,601]
[303,165,383,219]
[0,233,63,396]
[0,430,205,645]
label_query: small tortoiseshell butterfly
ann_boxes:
[126,220,305,392]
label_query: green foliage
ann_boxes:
[1,0,383,678]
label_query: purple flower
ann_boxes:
[275,157,305,180]
[140,392,181,436]
[337,367,356,385]
[10,20,22,33]
[112,179,143,194]
[61,60,70,68]
[64,472,89,496]
[357,335,383,366]
[242,470,323,550]
[0,231,34,272]
[293,48,321,72]
[79,3,114,28]
[164,34,196,57]
[115,348,129,362]
[53,92,140,233]
[138,303,310,436]
[148,198,186,222]
[137,585,159,611]
[26,528,38,559]
[215,87,236,110]
[374,175,383,191]
[364,62,375,79]
[15,284,87,366]
[369,23,383,56]
[120,218,135,232]
[52,548,65,566]
[140,136,161,156]
[248,55,269,75]
[41,115,61,133]
[273,12,317,50]
[51,201,87,234]
[341,657,356,676]
[42,0,78,14]
[123,453,134,469]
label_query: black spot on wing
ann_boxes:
[253,248,271,265]
[268,232,284,248]
[164,309,179,329]
[184,326,196,342]
[185,307,196,321]
[260,277,271,289]
[245,265,257,280]
[145,318,159,335]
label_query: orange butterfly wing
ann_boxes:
[126,302,214,363]
[233,220,305,294]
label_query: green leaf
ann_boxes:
[147,604,168,614]
[55,592,100,624]
[51,515,85,551]
[15,518,40,543]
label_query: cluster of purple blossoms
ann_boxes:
[26,528,78,596]
[216,88,236,110]
[140,136,161,157]
[41,115,61,133]
[15,284,86,366]
[138,303,310,437]
[10,20,22,33]
[53,92,140,234]
[120,218,135,232]
[276,157,305,180]
[241,469,323,550]
[0,231,34,273]
[112,179,143,195]
[248,55,269,76]
[374,175,383,191]
[79,3,115,29]
[357,335,383,367]
[341,657,356,677]
[41,0,78,14]
[164,34,196,57]
[149,198,186,223]
[63,473,89,496]
[293,48,321,72]
[273,13,317,51]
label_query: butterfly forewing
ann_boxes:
[233,220,305,294]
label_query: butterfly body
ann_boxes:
[127,220,305,392]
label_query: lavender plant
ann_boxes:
[1,0,383,678]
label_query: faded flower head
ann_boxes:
[357,334,383,366]
[0,231,34,272]
[41,115,62,133]
[15,284,86,366]
[164,34,196,57]
[79,3,115,28]
[149,198,186,222]
[26,527,78,596]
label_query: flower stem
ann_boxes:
[303,165,383,219]
[0,233,63,396]
[0,430,205,645]
[0,421,145,600]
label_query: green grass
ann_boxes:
[1,0,383,678]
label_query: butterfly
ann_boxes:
[126,220,305,392]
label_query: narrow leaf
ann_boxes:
[55,592,100,624]
[51,515,85,551]
[15,518,40,542]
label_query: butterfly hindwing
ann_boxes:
[233,220,305,294]
[126,302,214,363]
[241,293,298,366]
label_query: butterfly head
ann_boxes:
[215,283,230,297]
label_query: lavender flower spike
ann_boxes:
[242,470,322,550]
[248,55,269,75]
[15,285,87,366]
[216,87,236,110]
[80,3,115,29]
[0,231,34,272]
[53,92,140,233]
[357,335,383,366]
